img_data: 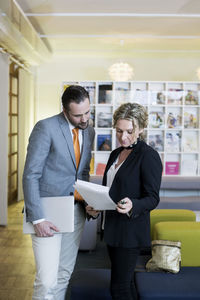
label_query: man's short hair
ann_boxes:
[62,85,89,111]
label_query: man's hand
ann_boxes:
[33,221,60,237]
[86,205,100,218]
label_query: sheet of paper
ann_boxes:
[74,180,116,210]
[23,196,74,234]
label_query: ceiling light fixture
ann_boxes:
[108,62,134,81]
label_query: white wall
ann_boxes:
[18,69,35,201]
[35,52,200,121]
[0,52,9,225]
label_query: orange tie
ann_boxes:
[72,128,83,201]
[72,128,80,168]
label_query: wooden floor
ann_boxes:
[0,201,35,300]
[0,201,109,300]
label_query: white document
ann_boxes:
[74,180,116,210]
[23,196,74,234]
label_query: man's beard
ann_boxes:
[77,120,89,130]
[64,110,89,130]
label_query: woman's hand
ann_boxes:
[86,205,100,218]
[116,197,133,214]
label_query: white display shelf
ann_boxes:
[62,81,200,176]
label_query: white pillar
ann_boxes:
[18,68,35,201]
[0,52,9,225]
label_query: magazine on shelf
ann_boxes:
[132,89,148,105]
[181,160,198,175]
[165,161,179,175]
[89,107,95,127]
[84,85,95,104]
[63,84,70,91]
[148,133,164,152]
[98,84,112,104]
[149,111,164,128]
[90,155,94,175]
[167,89,183,105]
[166,111,182,129]
[165,131,181,152]
[97,112,112,128]
[183,132,198,152]
[185,90,199,105]
[96,163,107,175]
[97,134,112,151]
[142,130,147,143]
[115,88,132,105]
[150,91,165,105]
[184,109,198,129]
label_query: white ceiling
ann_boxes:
[15,0,200,56]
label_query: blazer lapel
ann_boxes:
[106,147,122,171]
[113,141,142,177]
[58,113,76,168]
[103,147,123,185]
[104,141,143,185]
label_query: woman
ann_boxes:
[103,102,162,299]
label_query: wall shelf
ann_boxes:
[62,81,200,177]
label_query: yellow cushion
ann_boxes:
[150,209,196,239]
[154,221,200,267]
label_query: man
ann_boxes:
[23,85,95,300]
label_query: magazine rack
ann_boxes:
[62,81,200,177]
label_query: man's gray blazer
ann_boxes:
[23,112,95,222]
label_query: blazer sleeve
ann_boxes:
[23,120,51,222]
[131,149,162,218]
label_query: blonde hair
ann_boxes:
[113,103,148,137]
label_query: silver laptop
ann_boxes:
[23,196,74,234]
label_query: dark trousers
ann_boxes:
[107,245,140,300]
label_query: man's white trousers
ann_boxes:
[31,203,85,300]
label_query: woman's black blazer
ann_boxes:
[103,140,162,248]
